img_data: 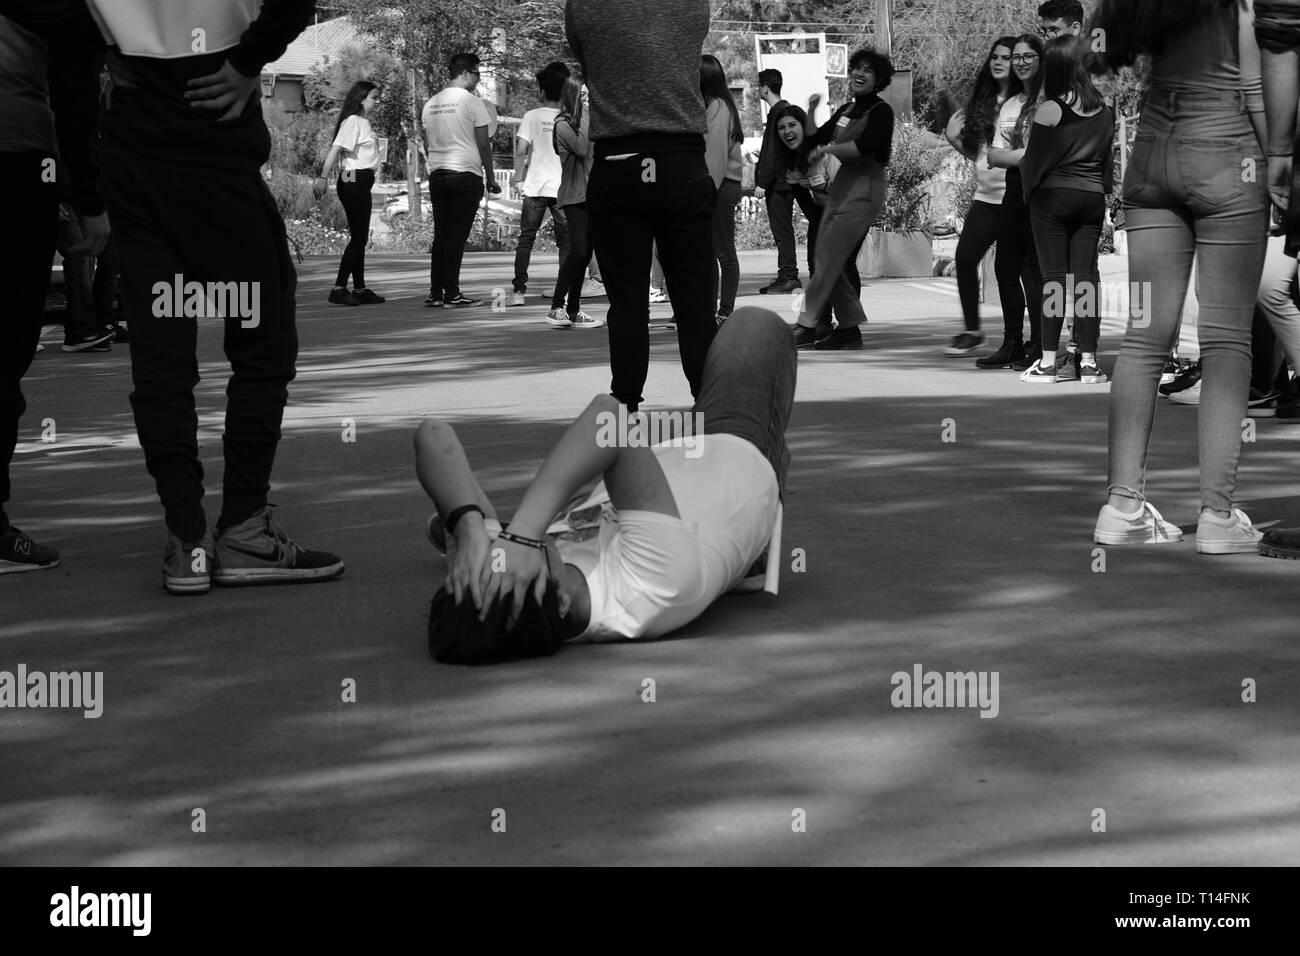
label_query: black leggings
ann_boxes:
[552,201,593,313]
[956,199,999,333]
[336,168,375,288]
[999,169,1043,343]
[1030,186,1104,353]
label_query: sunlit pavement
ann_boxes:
[3,249,1297,865]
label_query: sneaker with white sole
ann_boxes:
[546,308,573,328]
[1168,380,1201,405]
[1019,358,1061,383]
[509,291,527,307]
[1094,499,1184,545]
[569,311,605,329]
[1196,507,1263,554]
[163,530,215,595]
[1079,360,1108,384]
[213,506,343,585]
[0,525,60,574]
[649,287,668,304]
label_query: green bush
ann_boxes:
[284,218,352,257]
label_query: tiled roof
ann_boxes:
[262,16,363,78]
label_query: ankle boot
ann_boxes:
[975,338,1024,369]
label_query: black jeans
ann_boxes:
[713,179,742,315]
[335,167,374,289]
[1,152,58,534]
[429,169,483,299]
[103,151,299,541]
[514,195,570,294]
[1000,169,1043,343]
[765,186,806,282]
[588,148,716,408]
[956,199,1000,333]
[1031,186,1105,352]
[552,201,593,314]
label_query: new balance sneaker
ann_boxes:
[424,294,444,308]
[727,550,768,594]
[974,339,1024,369]
[353,288,385,304]
[163,530,215,595]
[213,506,344,586]
[648,286,668,304]
[1168,381,1201,405]
[793,323,829,350]
[62,329,114,352]
[814,325,863,350]
[443,294,479,308]
[1093,500,1183,545]
[1019,358,1060,383]
[0,525,60,574]
[1247,387,1283,418]
[1079,360,1108,384]
[1196,507,1263,555]
[1260,525,1300,559]
[546,308,573,328]
[1159,359,1201,396]
[1011,340,1042,371]
[509,291,527,307]
[760,277,801,295]
[328,288,361,306]
[570,311,605,329]
[945,331,984,356]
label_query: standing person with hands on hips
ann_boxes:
[315,81,385,307]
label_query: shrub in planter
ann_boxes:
[858,121,944,278]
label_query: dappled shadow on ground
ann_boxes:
[2,255,1297,865]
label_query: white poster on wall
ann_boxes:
[755,33,831,129]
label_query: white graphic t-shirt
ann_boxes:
[423,87,491,175]
[516,106,563,198]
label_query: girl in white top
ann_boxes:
[943,37,1022,359]
[315,81,384,306]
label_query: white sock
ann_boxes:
[1082,352,1096,366]
[1040,349,1058,369]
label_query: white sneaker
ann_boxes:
[546,308,573,328]
[1094,499,1183,545]
[1196,507,1263,554]
[569,310,605,329]
[509,291,527,307]
[582,277,605,298]
[1168,381,1200,405]
[649,287,668,304]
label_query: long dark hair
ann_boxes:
[1010,34,1045,150]
[959,36,1021,156]
[700,54,743,144]
[1043,35,1103,113]
[770,103,813,172]
[332,80,377,143]
[1090,0,1238,69]
[558,75,584,128]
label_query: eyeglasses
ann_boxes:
[1011,54,1039,63]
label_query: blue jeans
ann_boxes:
[513,196,570,294]
[1108,88,1268,514]
[694,307,797,495]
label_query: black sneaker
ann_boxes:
[442,294,479,308]
[107,322,130,344]
[975,339,1024,369]
[424,294,444,308]
[1011,340,1042,371]
[0,525,60,574]
[946,331,985,356]
[814,325,863,350]
[1159,359,1201,396]
[213,506,344,586]
[1160,356,1180,385]
[353,288,385,304]
[1056,350,1079,382]
[760,277,801,295]
[1247,387,1283,417]
[1260,526,1300,559]
[793,323,828,350]
[62,329,114,353]
[328,288,361,306]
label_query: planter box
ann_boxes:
[858,229,933,278]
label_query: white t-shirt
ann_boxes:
[334,115,380,172]
[423,87,491,175]
[973,95,1024,205]
[557,434,779,641]
[516,106,563,198]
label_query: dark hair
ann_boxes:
[1010,34,1045,149]
[848,47,895,92]
[544,60,571,78]
[1042,34,1103,113]
[331,80,377,143]
[558,75,584,127]
[537,66,566,101]
[959,36,1022,156]
[1090,0,1237,69]
[448,51,480,80]
[758,68,783,95]
[1038,0,1085,22]
[700,54,743,144]
[769,103,813,171]
[428,584,569,665]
